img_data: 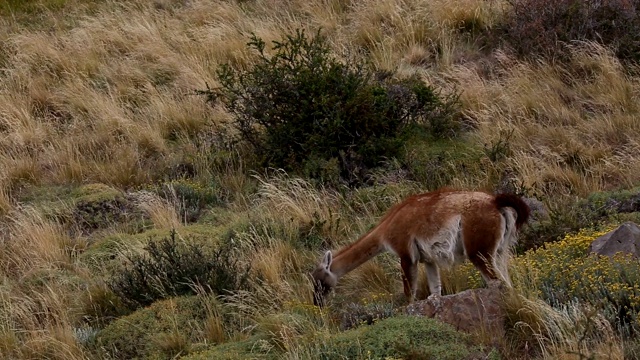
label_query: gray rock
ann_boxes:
[618,194,640,213]
[589,222,640,258]
[523,197,548,222]
[405,288,505,337]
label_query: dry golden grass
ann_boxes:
[0,204,91,358]
[208,148,251,206]
[132,189,183,229]
[252,171,346,243]
[2,1,221,189]
[201,298,226,344]
[0,186,12,216]
[0,278,89,359]
[452,42,640,196]
[252,242,302,287]
[2,0,634,198]
[326,251,402,303]
[2,207,80,276]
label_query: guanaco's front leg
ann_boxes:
[424,262,441,298]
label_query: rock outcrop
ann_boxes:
[589,221,640,258]
[405,288,506,337]
[522,197,548,222]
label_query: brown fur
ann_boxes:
[311,189,530,306]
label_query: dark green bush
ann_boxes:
[109,231,250,310]
[339,300,396,330]
[499,0,640,60]
[201,30,460,186]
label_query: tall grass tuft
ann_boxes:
[2,207,83,277]
[132,189,183,230]
[252,171,345,247]
[0,280,89,360]
[505,293,623,359]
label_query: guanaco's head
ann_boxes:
[311,251,337,307]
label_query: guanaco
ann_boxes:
[311,189,530,306]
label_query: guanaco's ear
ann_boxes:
[321,250,333,270]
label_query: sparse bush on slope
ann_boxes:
[201,30,460,186]
[109,231,251,310]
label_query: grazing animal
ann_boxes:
[311,189,530,306]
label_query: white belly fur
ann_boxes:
[414,215,464,267]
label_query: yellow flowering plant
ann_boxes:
[519,227,640,335]
[447,226,640,335]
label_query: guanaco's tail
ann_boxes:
[493,193,531,229]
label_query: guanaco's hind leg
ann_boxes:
[424,262,442,297]
[493,247,513,287]
[473,246,512,288]
[400,257,418,302]
[469,253,501,288]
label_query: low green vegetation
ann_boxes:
[307,316,495,360]
[181,316,497,360]
[93,296,211,359]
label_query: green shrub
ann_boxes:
[498,0,640,60]
[338,299,396,330]
[201,30,460,186]
[109,230,251,310]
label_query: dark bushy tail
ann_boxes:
[494,194,531,229]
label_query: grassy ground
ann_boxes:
[1,0,640,359]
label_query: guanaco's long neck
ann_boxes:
[330,232,386,278]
